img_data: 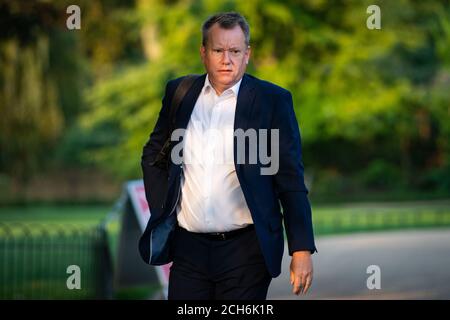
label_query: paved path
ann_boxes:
[267,228,450,299]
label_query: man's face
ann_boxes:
[200,23,250,94]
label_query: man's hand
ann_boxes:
[290,250,313,295]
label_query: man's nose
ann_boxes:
[222,50,231,64]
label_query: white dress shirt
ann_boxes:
[176,75,254,232]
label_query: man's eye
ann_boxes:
[213,49,222,53]
[232,50,240,54]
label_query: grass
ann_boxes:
[0,205,111,225]
[114,284,162,300]
[311,199,450,235]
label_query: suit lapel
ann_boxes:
[234,74,256,134]
[234,74,256,170]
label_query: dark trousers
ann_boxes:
[168,225,272,300]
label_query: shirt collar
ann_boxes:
[204,74,243,97]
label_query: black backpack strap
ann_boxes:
[151,74,200,166]
[168,74,200,134]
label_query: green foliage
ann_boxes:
[80,0,449,193]
[357,159,403,190]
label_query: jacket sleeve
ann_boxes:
[140,79,180,222]
[272,90,317,255]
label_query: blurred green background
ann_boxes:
[1,0,449,203]
[0,0,449,299]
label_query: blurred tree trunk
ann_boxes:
[0,36,63,180]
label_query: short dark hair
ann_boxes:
[202,12,250,47]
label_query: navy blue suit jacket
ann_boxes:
[139,73,317,278]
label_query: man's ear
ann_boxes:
[246,46,251,64]
[200,46,206,61]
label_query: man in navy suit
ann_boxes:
[139,12,317,300]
